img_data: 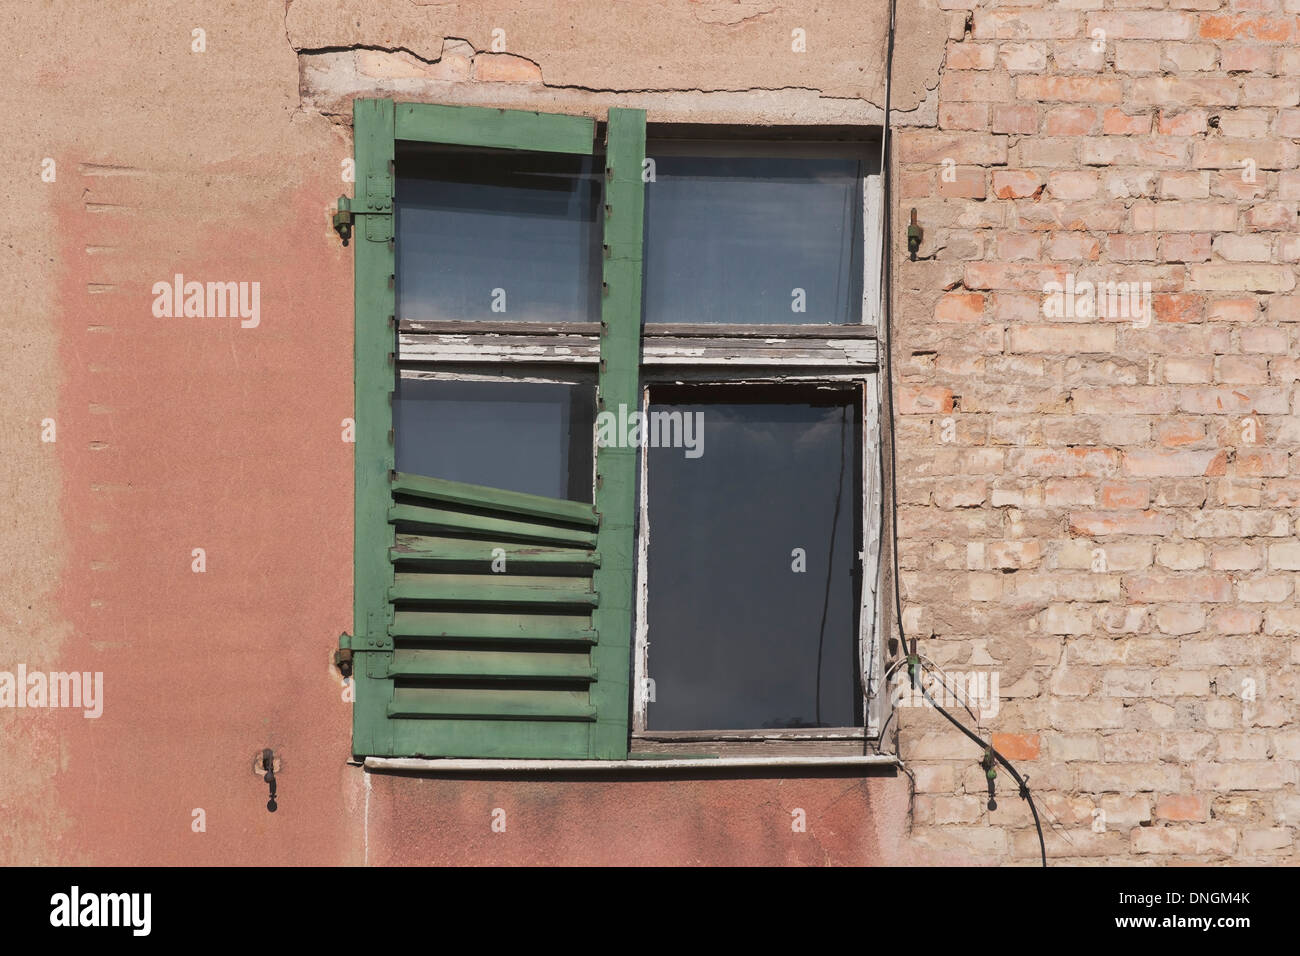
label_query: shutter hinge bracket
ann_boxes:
[332,196,353,246]
[335,633,354,677]
[366,607,394,650]
[333,172,394,247]
[362,172,394,242]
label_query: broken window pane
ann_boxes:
[644,385,862,730]
[643,150,864,325]
[396,145,602,324]
[394,377,595,502]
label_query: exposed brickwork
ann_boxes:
[895,1,1299,864]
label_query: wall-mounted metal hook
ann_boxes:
[906,208,923,261]
[262,748,278,813]
[982,747,997,812]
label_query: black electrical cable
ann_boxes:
[876,0,909,680]
[870,0,901,763]
[814,403,848,726]
[916,662,1048,867]
[873,0,1047,868]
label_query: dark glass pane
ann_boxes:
[643,154,863,325]
[645,387,862,730]
[394,378,595,502]
[396,146,601,323]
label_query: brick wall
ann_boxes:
[894,1,1300,862]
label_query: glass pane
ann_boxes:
[396,146,601,324]
[394,378,595,502]
[644,386,862,730]
[643,152,863,325]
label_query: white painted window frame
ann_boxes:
[630,165,888,747]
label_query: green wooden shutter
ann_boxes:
[343,100,646,759]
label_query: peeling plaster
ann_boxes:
[287,0,948,127]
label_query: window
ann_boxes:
[341,101,885,761]
[395,144,602,324]
[642,144,864,325]
[640,385,862,733]
[394,368,597,502]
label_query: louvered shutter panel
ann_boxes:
[345,100,645,759]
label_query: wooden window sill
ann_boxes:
[362,754,899,774]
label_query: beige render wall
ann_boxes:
[0,1,361,865]
[2,0,1294,865]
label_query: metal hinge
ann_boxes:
[363,172,392,214]
[335,632,354,677]
[362,172,394,242]
[333,171,394,247]
[332,197,354,246]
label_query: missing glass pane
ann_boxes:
[644,384,863,731]
[394,377,595,502]
[643,148,864,325]
[396,145,602,324]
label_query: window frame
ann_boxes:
[630,374,885,757]
[350,98,888,761]
[626,130,887,754]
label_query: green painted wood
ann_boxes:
[351,97,397,758]
[389,579,598,607]
[393,472,599,527]
[394,103,595,154]
[389,503,598,547]
[588,108,646,760]
[387,650,596,682]
[388,689,596,721]
[392,534,601,567]
[394,571,592,591]
[386,720,592,758]
[390,610,597,643]
[352,100,637,759]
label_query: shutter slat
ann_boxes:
[389,503,598,547]
[392,472,599,527]
[394,571,592,591]
[388,650,596,682]
[389,580,598,607]
[392,534,601,567]
[388,691,597,721]
[390,610,597,643]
